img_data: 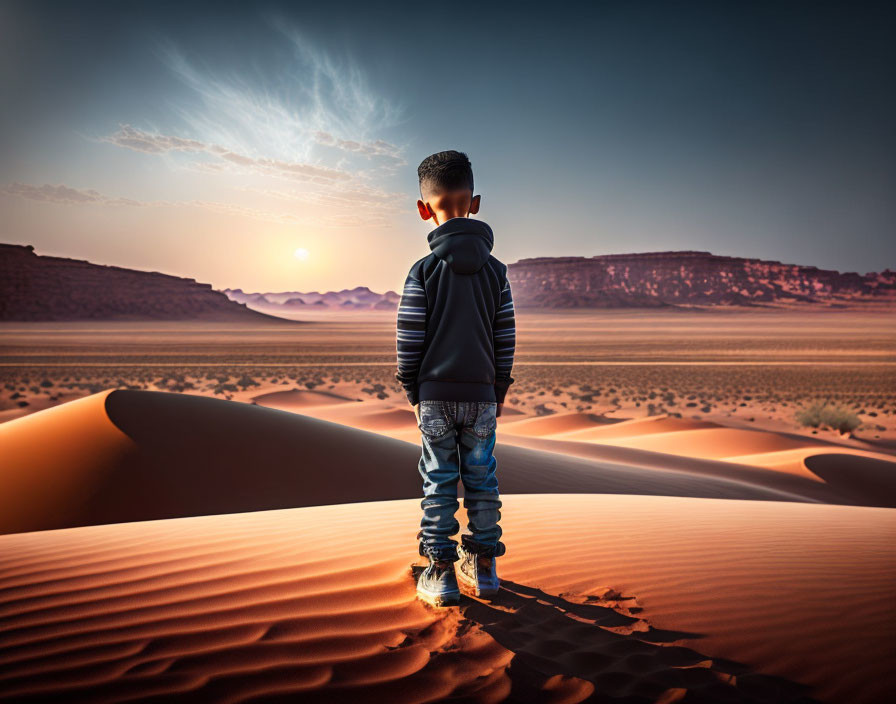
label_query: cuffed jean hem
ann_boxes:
[417,535,460,562]
[461,534,506,557]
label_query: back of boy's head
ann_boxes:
[418,150,474,198]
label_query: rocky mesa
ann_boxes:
[0,243,292,322]
[508,251,896,308]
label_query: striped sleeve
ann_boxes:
[395,265,427,405]
[493,276,516,403]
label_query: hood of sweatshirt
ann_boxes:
[426,217,494,274]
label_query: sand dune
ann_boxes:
[253,392,896,509]
[2,308,894,704]
[573,426,816,459]
[0,389,419,535]
[2,386,894,703]
[0,392,134,534]
[7,389,880,535]
[498,415,896,505]
[256,398,418,433]
[803,453,896,507]
[252,387,895,478]
[0,495,893,703]
[502,413,893,477]
[542,414,721,440]
[490,411,625,436]
[250,388,357,411]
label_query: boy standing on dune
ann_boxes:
[396,150,516,607]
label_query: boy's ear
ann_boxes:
[416,199,434,221]
[469,194,481,215]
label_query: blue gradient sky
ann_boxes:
[1,0,893,292]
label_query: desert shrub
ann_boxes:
[236,374,259,389]
[795,402,861,434]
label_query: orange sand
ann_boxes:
[0,496,893,703]
[1,387,895,702]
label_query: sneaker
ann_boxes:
[416,558,461,607]
[456,537,501,597]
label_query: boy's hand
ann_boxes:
[413,403,421,423]
[496,403,503,418]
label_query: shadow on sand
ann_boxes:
[412,566,819,703]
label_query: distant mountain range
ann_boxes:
[222,286,401,313]
[2,243,893,322]
[0,243,291,323]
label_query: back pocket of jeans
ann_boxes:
[472,402,498,438]
[419,401,450,438]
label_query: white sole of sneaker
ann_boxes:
[416,587,460,608]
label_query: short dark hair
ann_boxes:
[417,150,474,196]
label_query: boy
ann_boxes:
[396,150,516,607]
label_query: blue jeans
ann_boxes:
[416,400,503,561]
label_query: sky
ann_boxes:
[1,0,894,293]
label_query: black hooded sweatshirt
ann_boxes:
[395,217,516,406]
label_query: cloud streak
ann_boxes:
[1,181,305,226]
[1,182,144,206]
[99,126,207,154]
[98,120,410,227]
[1,178,409,229]
[102,125,353,182]
[312,131,404,163]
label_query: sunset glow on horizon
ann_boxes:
[1,1,893,293]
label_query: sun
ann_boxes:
[293,248,309,261]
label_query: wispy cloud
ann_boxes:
[96,25,410,226]
[99,126,207,154]
[1,182,144,206]
[2,178,405,229]
[267,17,406,154]
[312,131,404,163]
[103,125,353,182]
[154,23,406,168]
[2,181,301,226]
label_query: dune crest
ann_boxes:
[250,388,357,411]
[5,389,860,535]
[0,390,135,533]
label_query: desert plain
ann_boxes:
[1,308,894,703]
